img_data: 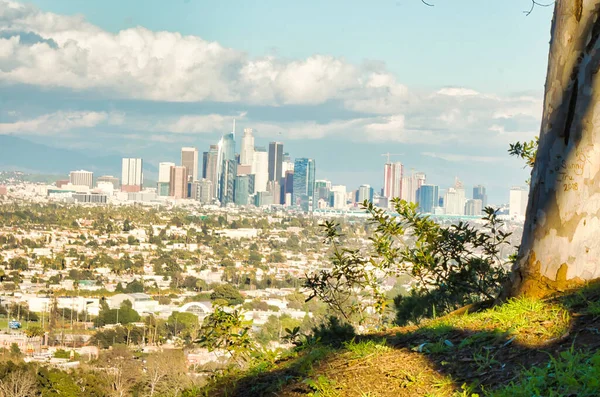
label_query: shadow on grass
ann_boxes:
[201,283,600,396]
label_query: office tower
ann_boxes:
[416,184,439,213]
[158,162,175,183]
[330,185,347,209]
[444,179,466,215]
[357,184,374,203]
[465,199,483,216]
[255,191,274,207]
[219,159,237,205]
[509,186,529,217]
[292,158,316,211]
[234,174,255,206]
[240,128,255,166]
[284,171,294,198]
[195,179,213,204]
[169,166,187,199]
[237,164,252,175]
[267,180,281,205]
[217,125,236,199]
[268,142,284,183]
[252,147,269,193]
[202,145,219,198]
[473,185,488,208]
[121,158,143,193]
[383,162,403,200]
[401,171,426,203]
[69,170,93,188]
[181,147,199,182]
[97,175,120,189]
[315,180,331,202]
[282,155,294,179]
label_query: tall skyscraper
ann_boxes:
[416,184,439,213]
[284,171,294,198]
[267,180,281,205]
[465,199,483,216]
[181,147,199,182]
[282,153,294,179]
[202,145,219,198]
[401,171,426,203]
[315,180,332,202]
[473,185,488,208]
[509,186,529,217]
[292,158,316,211]
[169,166,187,199]
[219,159,237,205]
[195,179,214,204]
[121,158,143,193]
[252,147,269,193]
[383,162,403,201]
[234,174,255,206]
[357,184,374,203]
[240,128,255,166]
[330,185,347,209]
[158,162,175,183]
[268,142,284,184]
[69,170,93,188]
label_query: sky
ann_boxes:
[0,0,554,203]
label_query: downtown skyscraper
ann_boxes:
[268,142,284,183]
[383,162,403,200]
[292,158,316,211]
[240,128,255,167]
[473,185,488,208]
[202,145,219,200]
[181,147,199,182]
[217,123,237,205]
[121,158,143,193]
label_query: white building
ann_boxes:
[158,162,175,183]
[109,293,158,315]
[240,128,255,166]
[401,171,426,203]
[121,158,143,189]
[509,186,529,218]
[331,185,347,209]
[465,199,483,216]
[69,170,93,188]
[252,149,269,193]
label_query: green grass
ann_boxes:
[419,297,570,345]
[342,338,390,358]
[490,347,600,397]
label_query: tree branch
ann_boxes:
[524,1,554,17]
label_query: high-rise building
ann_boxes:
[284,171,294,199]
[268,142,284,184]
[444,180,466,215]
[158,162,175,183]
[357,184,374,203]
[509,186,529,218]
[383,162,403,201]
[97,175,120,189]
[255,191,274,207]
[240,128,255,166]
[401,171,426,203]
[219,159,237,205]
[195,179,213,204]
[315,180,332,203]
[169,166,187,199]
[252,147,269,193]
[181,147,199,182]
[282,154,294,179]
[121,158,143,193]
[69,170,93,188]
[416,184,439,213]
[330,185,347,209]
[234,174,255,206]
[217,127,236,201]
[473,185,488,208]
[465,199,483,216]
[202,145,219,198]
[267,180,281,205]
[292,158,316,211]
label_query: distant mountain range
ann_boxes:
[0,135,157,179]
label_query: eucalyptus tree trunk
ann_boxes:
[511,0,600,297]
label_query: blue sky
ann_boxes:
[0,0,553,203]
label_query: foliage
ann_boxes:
[196,306,254,362]
[306,199,512,327]
[210,284,244,306]
[508,137,538,169]
[167,311,199,340]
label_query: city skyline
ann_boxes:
[0,1,552,203]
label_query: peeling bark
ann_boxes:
[511,0,600,297]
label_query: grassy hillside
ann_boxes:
[201,283,600,396]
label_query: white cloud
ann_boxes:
[0,110,107,134]
[422,152,509,164]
